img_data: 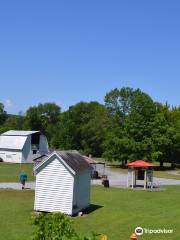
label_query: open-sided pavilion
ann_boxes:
[127,160,155,189]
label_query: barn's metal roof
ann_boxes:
[0,130,40,150]
[34,150,91,174]
[0,135,27,150]
[2,130,40,136]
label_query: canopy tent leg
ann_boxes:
[127,171,129,187]
[131,170,134,189]
[144,170,147,189]
[151,171,153,189]
[135,169,137,187]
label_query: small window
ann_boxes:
[33,150,37,154]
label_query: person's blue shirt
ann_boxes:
[19,172,27,182]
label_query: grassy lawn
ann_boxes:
[0,186,180,240]
[75,186,180,240]
[0,163,35,182]
[153,171,180,180]
[0,190,34,240]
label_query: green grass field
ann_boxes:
[0,186,180,240]
[0,163,35,182]
[0,189,34,240]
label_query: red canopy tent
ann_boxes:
[127,160,155,189]
[127,160,154,168]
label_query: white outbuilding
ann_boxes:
[34,151,92,215]
[0,130,49,163]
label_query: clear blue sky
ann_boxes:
[0,0,180,114]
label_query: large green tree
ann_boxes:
[24,103,61,143]
[52,101,108,156]
[3,87,178,164]
[103,88,158,164]
[105,87,134,118]
[0,103,7,125]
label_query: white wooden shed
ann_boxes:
[0,130,49,163]
[34,151,92,215]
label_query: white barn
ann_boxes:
[0,130,49,163]
[34,151,92,215]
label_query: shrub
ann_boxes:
[31,212,100,240]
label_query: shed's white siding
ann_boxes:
[34,157,74,215]
[73,170,91,213]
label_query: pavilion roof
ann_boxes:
[127,160,154,168]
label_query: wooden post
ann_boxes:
[127,170,129,187]
[151,169,153,189]
[131,170,134,189]
[144,169,147,189]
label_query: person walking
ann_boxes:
[19,170,27,189]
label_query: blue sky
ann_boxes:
[0,0,180,114]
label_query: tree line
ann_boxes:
[0,87,180,166]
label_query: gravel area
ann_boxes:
[94,168,180,187]
[0,182,35,190]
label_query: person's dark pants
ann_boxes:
[21,180,25,189]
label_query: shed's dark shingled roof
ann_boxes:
[34,150,91,174]
[56,150,91,172]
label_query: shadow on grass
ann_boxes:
[84,204,103,214]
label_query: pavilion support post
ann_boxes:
[135,169,137,187]
[151,170,153,189]
[144,169,147,189]
[131,170,134,189]
[103,164,105,176]
[127,170,129,187]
